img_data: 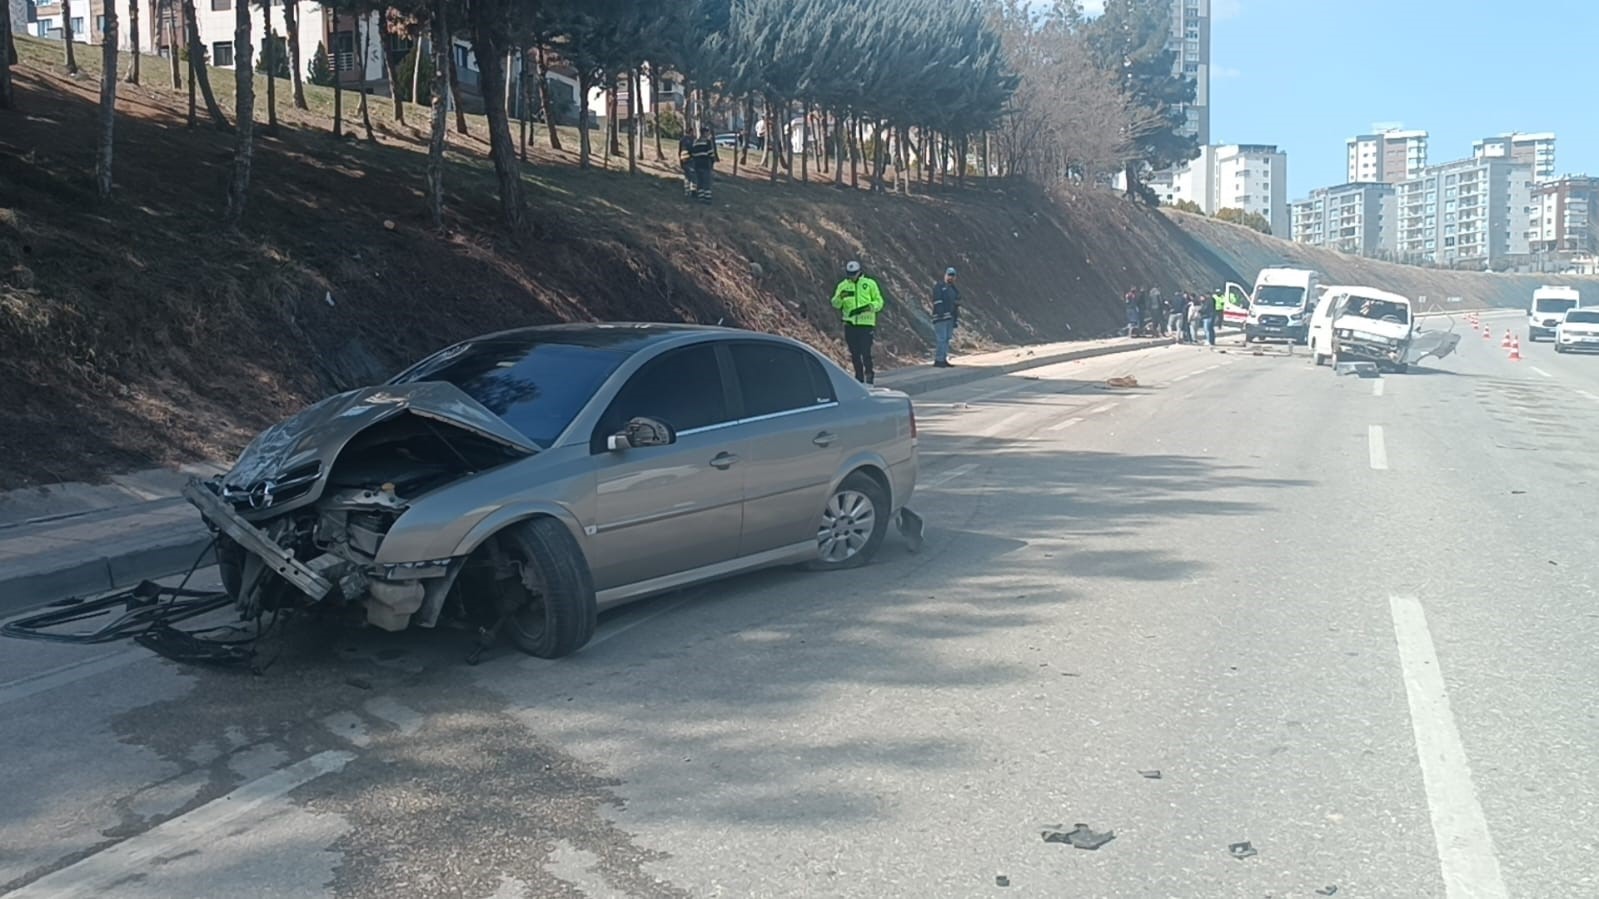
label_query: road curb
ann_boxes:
[880,338,1173,396]
[0,526,215,618]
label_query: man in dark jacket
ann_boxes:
[931,266,961,367]
[687,126,720,203]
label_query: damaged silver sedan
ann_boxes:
[184,324,921,658]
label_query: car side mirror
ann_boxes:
[608,417,676,452]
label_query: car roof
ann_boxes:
[463,322,758,354]
[1322,285,1411,304]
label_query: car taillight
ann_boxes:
[908,400,917,438]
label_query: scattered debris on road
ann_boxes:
[995,874,1010,887]
[1042,824,1115,850]
[1316,886,1339,896]
[1137,769,1162,779]
[1228,841,1258,859]
[1105,376,1140,389]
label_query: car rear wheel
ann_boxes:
[498,518,597,659]
[809,472,890,571]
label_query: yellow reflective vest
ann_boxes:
[832,276,885,327]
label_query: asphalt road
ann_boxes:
[2,310,1595,898]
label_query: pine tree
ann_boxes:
[309,41,335,86]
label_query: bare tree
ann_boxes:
[284,0,307,109]
[222,0,255,226]
[182,0,228,129]
[356,11,376,140]
[260,0,278,133]
[1,1,15,110]
[96,5,120,196]
[124,0,141,84]
[161,0,181,89]
[533,42,562,150]
[425,0,449,226]
[62,0,79,73]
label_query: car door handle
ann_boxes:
[812,431,837,447]
[709,452,740,470]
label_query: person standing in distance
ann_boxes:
[931,266,961,367]
[832,260,885,384]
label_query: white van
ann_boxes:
[1528,286,1581,341]
[1244,267,1321,345]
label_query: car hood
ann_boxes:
[223,382,537,504]
[1334,315,1411,341]
[1404,329,1462,363]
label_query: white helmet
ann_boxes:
[845,260,862,275]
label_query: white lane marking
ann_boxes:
[1580,389,1599,403]
[586,597,695,649]
[0,649,146,708]
[1086,403,1118,415]
[1047,416,1085,433]
[1389,596,1510,899]
[1529,366,1552,378]
[1368,425,1389,470]
[980,410,1033,437]
[924,463,979,489]
[1172,373,1193,382]
[9,750,356,899]
[1373,379,1386,397]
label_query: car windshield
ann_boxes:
[1255,285,1305,307]
[1564,310,1599,324]
[1535,298,1578,314]
[390,338,630,448]
[1344,297,1410,323]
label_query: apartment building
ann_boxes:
[1395,157,1533,270]
[1166,0,1210,146]
[1164,144,1288,236]
[1346,128,1428,185]
[1473,132,1556,183]
[1529,175,1598,255]
[1290,182,1396,257]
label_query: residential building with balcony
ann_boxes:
[1473,132,1556,183]
[1166,0,1209,146]
[1529,175,1598,257]
[1164,143,1288,236]
[1290,182,1396,257]
[1346,128,1428,185]
[1395,158,1533,270]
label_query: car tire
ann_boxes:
[808,471,891,571]
[1554,343,1565,353]
[500,517,597,659]
[1391,362,1408,373]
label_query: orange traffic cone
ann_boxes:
[1508,338,1522,362]
[1483,324,1493,339]
[1501,330,1513,348]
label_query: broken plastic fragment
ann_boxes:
[1228,841,1257,859]
[1316,887,1338,896]
[1138,769,1162,779]
[1042,824,1115,850]
[995,874,1010,887]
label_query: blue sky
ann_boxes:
[1201,0,1599,198]
[1069,0,1599,198]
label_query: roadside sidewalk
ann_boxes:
[0,333,1173,616]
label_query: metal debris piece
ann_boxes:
[1105,376,1140,389]
[995,874,1010,887]
[1316,887,1338,896]
[1042,824,1115,850]
[1228,841,1257,859]
[1137,769,1162,779]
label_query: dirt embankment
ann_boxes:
[4,39,1594,489]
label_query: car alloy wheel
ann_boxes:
[818,489,877,564]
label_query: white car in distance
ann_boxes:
[1554,308,1599,353]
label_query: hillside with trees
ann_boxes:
[3,1,1595,487]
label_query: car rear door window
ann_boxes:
[730,342,836,419]
[601,345,732,437]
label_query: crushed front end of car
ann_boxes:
[185,383,536,633]
[1333,319,1410,367]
